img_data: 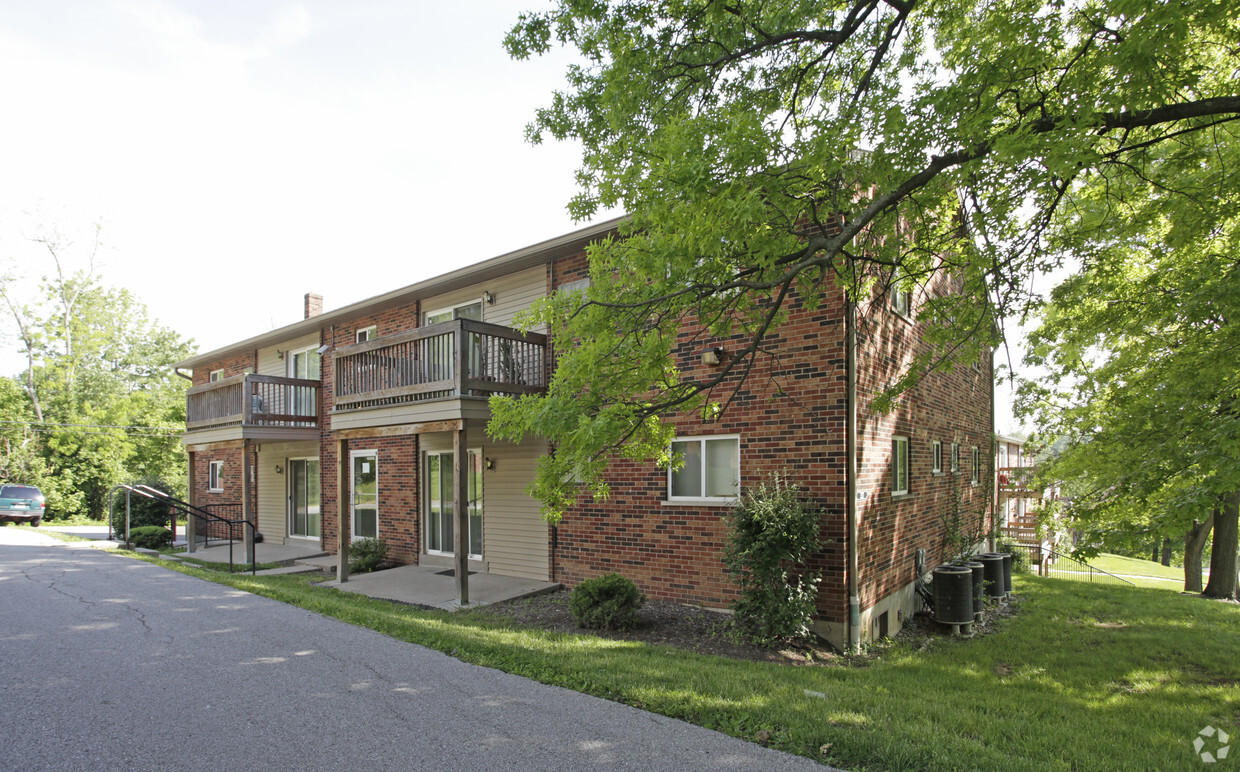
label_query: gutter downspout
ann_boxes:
[846,294,861,654]
[174,367,193,381]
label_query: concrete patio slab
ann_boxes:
[321,563,562,610]
[180,540,328,565]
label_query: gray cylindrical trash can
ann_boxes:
[932,565,974,625]
[975,553,1006,599]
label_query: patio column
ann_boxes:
[242,439,255,564]
[453,420,469,605]
[186,450,197,553]
[336,437,350,583]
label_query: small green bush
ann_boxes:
[570,573,645,631]
[130,526,173,550]
[997,538,1032,574]
[724,475,823,644]
[349,537,389,573]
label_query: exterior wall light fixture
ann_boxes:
[701,346,725,365]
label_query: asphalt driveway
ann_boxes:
[0,527,828,771]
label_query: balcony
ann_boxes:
[184,373,320,444]
[331,319,546,428]
[998,466,1042,499]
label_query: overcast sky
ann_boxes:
[0,0,1027,434]
[0,1,587,351]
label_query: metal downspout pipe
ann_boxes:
[846,294,861,653]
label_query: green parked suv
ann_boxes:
[0,485,46,526]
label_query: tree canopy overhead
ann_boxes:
[493,0,1240,520]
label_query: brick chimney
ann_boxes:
[304,292,323,319]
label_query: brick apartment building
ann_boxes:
[175,215,993,649]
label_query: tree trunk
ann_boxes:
[1160,537,1173,567]
[1202,492,1239,600]
[1184,512,1214,594]
[1151,542,1160,562]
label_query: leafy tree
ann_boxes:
[492,0,1239,521]
[1,226,193,519]
[1017,132,1240,598]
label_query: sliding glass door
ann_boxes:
[425,450,482,559]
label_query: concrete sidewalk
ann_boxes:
[321,563,562,611]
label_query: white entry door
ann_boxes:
[351,451,378,540]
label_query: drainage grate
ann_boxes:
[435,569,476,577]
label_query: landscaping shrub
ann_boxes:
[110,477,177,539]
[129,526,173,550]
[349,537,389,573]
[724,475,823,644]
[998,537,1032,574]
[569,573,645,631]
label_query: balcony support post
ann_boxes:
[186,450,198,553]
[242,439,255,564]
[453,419,470,606]
[337,437,350,583]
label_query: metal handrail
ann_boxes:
[108,484,257,575]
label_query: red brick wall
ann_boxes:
[852,270,994,612]
[549,254,851,613]
[544,251,991,627]
[189,444,257,537]
[192,353,257,386]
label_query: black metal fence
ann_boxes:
[1039,548,1135,586]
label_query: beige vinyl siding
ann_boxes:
[482,437,549,580]
[254,441,319,544]
[256,447,287,541]
[257,332,321,377]
[421,265,547,332]
[421,429,549,581]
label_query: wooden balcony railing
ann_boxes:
[997,465,1041,498]
[333,319,547,411]
[186,374,320,430]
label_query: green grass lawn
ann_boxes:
[1087,552,1197,583]
[114,552,1238,772]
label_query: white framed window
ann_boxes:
[951,443,960,474]
[558,277,591,294]
[971,446,980,485]
[355,325,377,343]
[667,435,740,502]
[931,440,943,475]
[891,268,912,318]
[208,461,224,492]
[286,345,321,380]
[424,449,483,559]
[209,369,225,382]
[425,301,483,326]
[892,436,910,496]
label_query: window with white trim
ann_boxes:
[208,461,224,492]
[209,369,225,382]
[971,446,980,485]
[931,440,943,475]
[356,325,377,343]
[425,301,483,325]
[892,436,910,496]
[891,268,912,318]
[951,443,960,474]
[668,435,740,501]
